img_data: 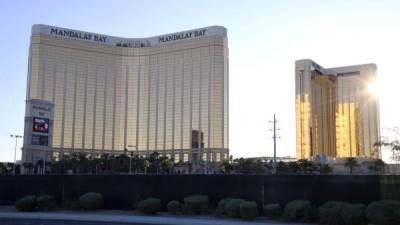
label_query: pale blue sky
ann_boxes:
[1,0,400,162]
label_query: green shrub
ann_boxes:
[36,195,56,211]
[137,198,161,214]
[15,195,36,212]
[263,203,281,218]
[240,201,258,220]
[78,192,103,210]
[341,204,367,225]
[283,200,313,222]
[225,198,244,218]
[217,198,233,215]
[183,194,209,214]
[318,201,349,225]
[167,200,181,214]
[366,200,400,225]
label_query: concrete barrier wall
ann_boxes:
[0,175,398,208]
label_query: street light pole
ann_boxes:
[10,134,23,174]
[129,146,137,174]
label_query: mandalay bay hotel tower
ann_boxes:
[22,25,229,164]
[295,59,380,161]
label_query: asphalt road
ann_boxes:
[0,218,159,225]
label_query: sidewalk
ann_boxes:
[0,210,311,225]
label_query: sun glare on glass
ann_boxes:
[367,78,380,98]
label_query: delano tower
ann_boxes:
[22,24,229,164]
[295,59,380,160]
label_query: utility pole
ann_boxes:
[10,134,23,175]
[269,114,280,174]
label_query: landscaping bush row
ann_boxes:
[216,198,259,220]
[14,193,400,224]
[15,195,56,212]
[283,199,400,225]
[15,192,103,211]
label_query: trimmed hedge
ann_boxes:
[137,198,161,214]
[78,192,103,210]
[240,201,258,220]
[167,200,181,214]
[225,198,244,218]
[15,195,36,212]
[318,201,349,225]
[341,204,367,225]
[36,195,56,211]
[366,200,400,225]
[217,198,233,215]
[283,200,313,222]
[263,203,281,218]
[183,194,209,214]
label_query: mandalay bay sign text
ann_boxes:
[50,28,107,43]
[158,29,206,43]
[33,25,225,47]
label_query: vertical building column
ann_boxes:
[26,45,32,100]
[81,64,88,153]
[154,56,160,153]
[123,65,129,150]
[220,54,225,160]
[180,53,185,161]
[91,65,98,158]
[197,49,203,161]
[135,64,141,155]
[111,65,117,155]
[71,61,79,153]
[101,64,109,155]
[146,57,152,157]
[189,50,193,162]
[40,57,47,99]
[207,47,212,162]
[226,57,230,157]
[162,56,168,157]
[171,55,176,159]
[51,58,58,103]
[60,58,68,158]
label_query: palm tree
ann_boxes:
[320,164,333,174]
[160,157,173,174]
[143,159,150,174]
[0,163,8,174]
[218,159,232,174]
[344,157,358,174]
[22,162,33,175]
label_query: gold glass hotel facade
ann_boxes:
[22,24,229,163]
[295,59,380,160]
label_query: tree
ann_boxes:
[143,159,150,174]
[160,157,174,174]
[148,152,161,174]
[218,159,232,174]
[232,158,266,174]
[288,161,300,173]
[375,140,400,165]
[22,162,33,175]
[319,164,333,174]
[344,157,358,174]
[0,163,9,174]
[368,159,385,174]
[297,159,315,174]
[35,160,44,174]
